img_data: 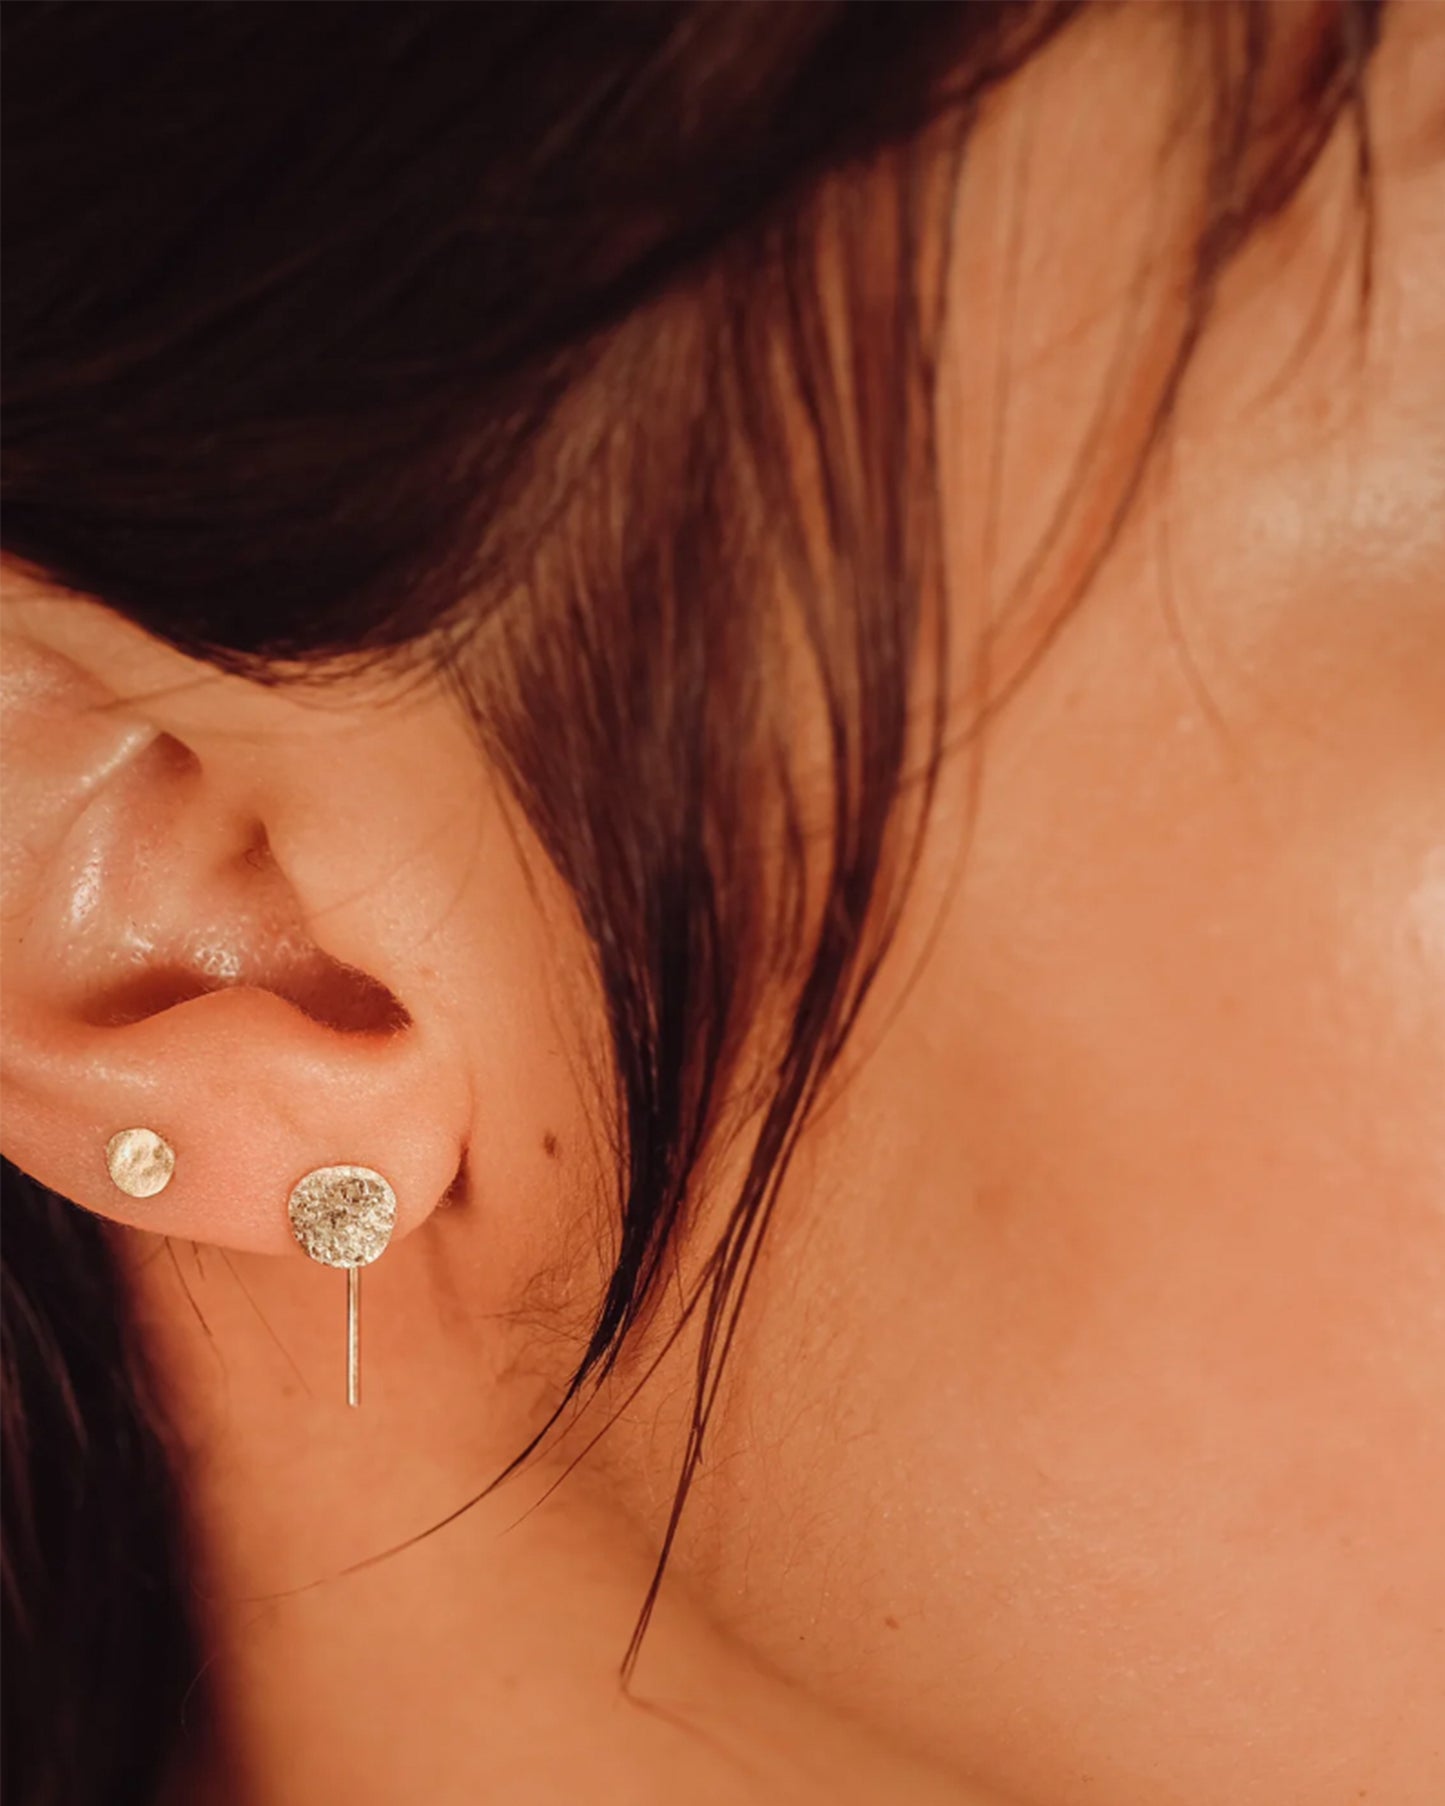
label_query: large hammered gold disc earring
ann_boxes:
[287,1164,397,1407]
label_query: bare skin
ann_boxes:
[3,8,1444,1804]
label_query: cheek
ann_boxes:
[904,702,1445,1791]
[718,562,1445,1798]
[953,653,1445,1445]
[943,690,1445,1563]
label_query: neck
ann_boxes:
[175,1476,986,1806]
[126,1232,994,1806]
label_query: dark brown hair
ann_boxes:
[1,4,1379,1802]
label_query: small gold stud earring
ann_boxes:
[287,1164,397,1408]
[105,1127,176,1198]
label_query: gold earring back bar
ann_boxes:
[348,1267,361,1408]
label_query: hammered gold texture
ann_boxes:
[287,1165,396,1268]
[105,1127,176,1198]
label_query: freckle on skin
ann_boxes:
[884,1616,900,1630]
[542,1131,559,1159]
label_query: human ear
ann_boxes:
[0,588,472,1261]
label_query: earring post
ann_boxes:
[347,1266,361,1408]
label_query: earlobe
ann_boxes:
[2,983,464,1257]
[0,621,469,1262]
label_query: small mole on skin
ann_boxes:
[542,1131,560,1158]
[884,1615,900,1630]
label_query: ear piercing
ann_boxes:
[105,1127,176,1198]
[287,1164,397,1408]
[101,1130,395,1408]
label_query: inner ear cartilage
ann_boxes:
[287,1164,397,1407]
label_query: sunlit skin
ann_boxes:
[2,8,1443,1805]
